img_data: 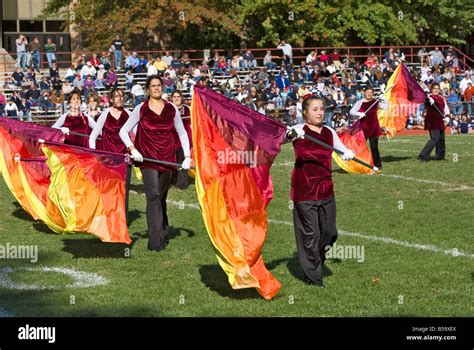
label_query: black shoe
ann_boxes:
[431,156,446,161]
[303,277,325,287]
[417,155,430,162]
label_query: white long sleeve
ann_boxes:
[325,126,349,154]
[350,100,363,117]
[172,103,190,157]
[89,108,110,149]
[119,103,142,149]
[51,112,68,129]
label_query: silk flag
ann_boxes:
[378,64,426,137]
[332,120,375,174]
[42,141,131,244]
[192,85,286,300]
[0,119,66,230]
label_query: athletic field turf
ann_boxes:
[0,134,472,317]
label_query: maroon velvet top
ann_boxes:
[173,104,192,149]
[135,99,177,172]
[358,99,382,138]
[424,95,446,130]
[63,113,91,148]
[291,125,334,202]
[101,109,129,154]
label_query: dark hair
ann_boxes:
[145,75,163,89]
[171,90,184,101]
[68,90,82,104]
[431,83,440,91]
[302,95,325,120]
[363,86,374,92]
[109,88,124,100]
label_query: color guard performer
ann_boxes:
[418,83,449,161]
[89,88,133,225]
[350,86,387,169]
[170,90,192,189]
[286,95,355,287]
[119,76,191,252]
[52,90,96,148]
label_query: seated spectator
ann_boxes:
[137,54,148,73]
[5,99,19,118]
[89,53,100,68]
[62,80,73,101]
[125,52,140,72]
[243,50,257,68]
[18,98,32,122]
[51,75,63,92]
[65,65,77,83]
[161,51,173,66]
[125,69,134,90]
[95,64,107,88]
[49,62,60,79]
[29,85,40,107]
[153,56,168,75]
[162,72,175,94]
[80,61,97,79]
[39,90,55,112]
[100,51,111,70]
[83,75,95,99]
[460,115,470,134]
[263,51,277,70]
[12,67,24,87]
[105,69,118,90]
[131,81,145,107]
[73,74,84,93]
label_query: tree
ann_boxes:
[42,0,242,51]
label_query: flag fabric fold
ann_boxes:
[0,119,131,244]
[332,120,375,174]
[192,85,286,300]
[378,64,426,137]
[42,141,131,244]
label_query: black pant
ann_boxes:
[419,129,446,160]
[171,147,189,189]
[293,197,338,286]
[369,136,382,168]
[125,165,132,226]
[141,168,172,250]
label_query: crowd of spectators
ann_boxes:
[1,35,473,134]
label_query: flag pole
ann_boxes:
[302,133,379,172]
[38,139,195,170]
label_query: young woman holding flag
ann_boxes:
[287,95,355,287]
[89,88,133,225]
[52,90,96,148]
[350,86,388,169]
[418,83,450,161]
[170,90,192,189]
[119,75,191,252]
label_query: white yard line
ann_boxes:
[388,139,472,145]
[378,174,474,191]
[141,196,473,259]
[268,220,473,258]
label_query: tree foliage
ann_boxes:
[42,0,474,50]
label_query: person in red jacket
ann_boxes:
[286,95,355,287]
[350,86,387,169]
[119,75,191,252]
[170,90,192,189]
[418,83,450,161]
[52,90,96,148]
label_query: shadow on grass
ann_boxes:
[0,289,162,316]
[198,265,261,300]
[62,236,138,259]
[267,254,333,283]
[133,226,195,240]
[381,156,412,163]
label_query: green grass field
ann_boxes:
[0,134,473,317]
